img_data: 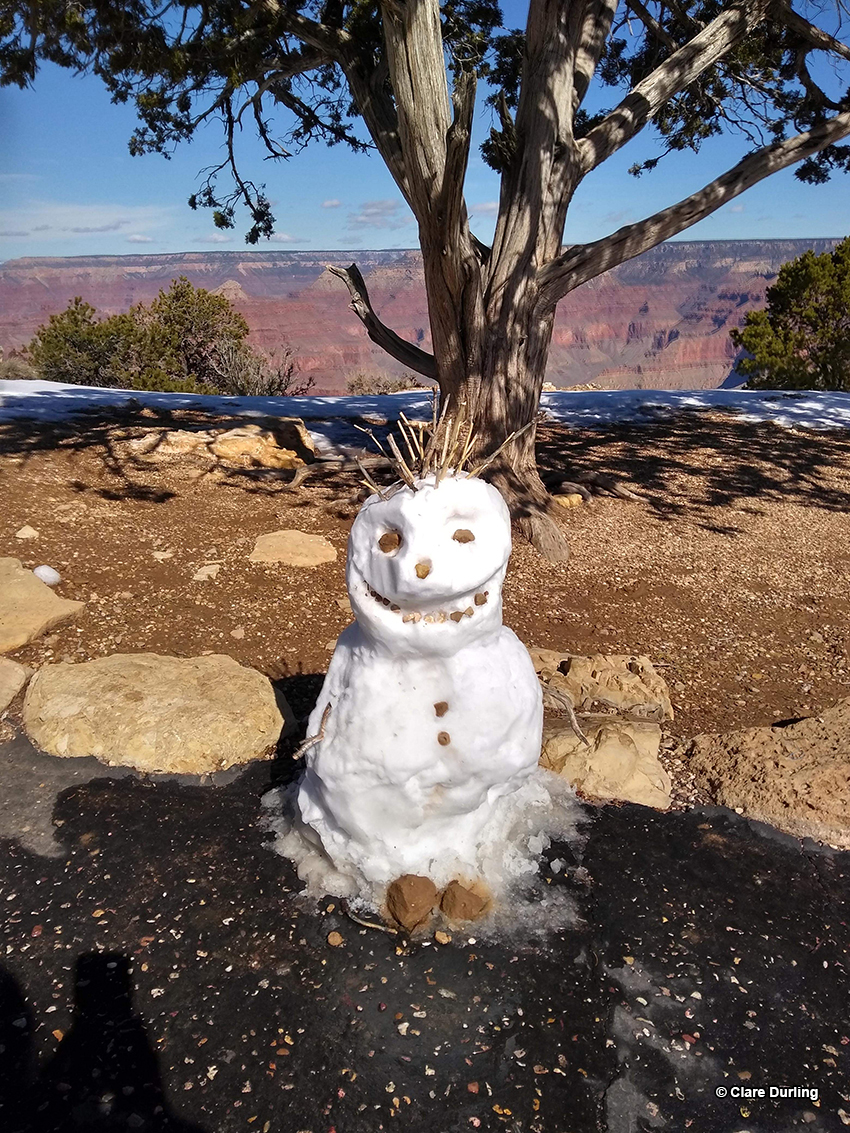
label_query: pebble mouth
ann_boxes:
[363,581,488,624]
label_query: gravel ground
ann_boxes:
[1,404,849,1132]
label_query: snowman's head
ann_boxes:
[346,472,511,656]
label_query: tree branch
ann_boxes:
[574,0,621,108]
[340,54,411,206]
[780,4,850,64]
[378,0,452,217]
[254,0,352,57]
[624,0,677,51]
[440,69,477,240]
[538,109,850,311]
[328,264,438,381]
[578,0,773,175]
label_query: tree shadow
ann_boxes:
[535,410,850,523]
[1,954,205,1133]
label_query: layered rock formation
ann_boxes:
[0,239,838,391]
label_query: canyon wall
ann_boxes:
[0,239,838,391]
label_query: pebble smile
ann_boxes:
[364,583,489,624]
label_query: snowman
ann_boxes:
[286,432,545,902]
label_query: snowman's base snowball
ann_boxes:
[262,768,587,940]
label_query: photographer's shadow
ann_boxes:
[2,953,204,1132]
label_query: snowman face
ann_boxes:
[346,473,511,655]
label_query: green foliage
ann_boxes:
[24,298,140,388]
[131,276,250,388]
[730,237,850,390]
[22,277,294,395]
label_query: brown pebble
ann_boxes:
[327,931,344,947]
[415,561,431,579]
[452,529,475,543]
[474,592,488,606]
[386,875,439,933]
[463,607,474,617]
[440,879,491,922]
[450,611,463,622]
[379,530,401,553]
[437,731,450,746]
[435,930,452,945]
[434,702,448,717]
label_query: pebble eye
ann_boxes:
[452,528,475,543]
[378,530,402,553]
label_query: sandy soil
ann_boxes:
[2,405,849,765]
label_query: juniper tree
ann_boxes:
[731,235,850,389]
[4,0,850,556]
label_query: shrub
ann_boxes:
[730,236,850,390]
[211,341,316,397]
[22,278,301,396]
[346,370,426,395]
[0,354,39,380]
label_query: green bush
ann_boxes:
[22,277,282,395]
[730,237,850,391]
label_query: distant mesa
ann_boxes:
[0,239,839,393]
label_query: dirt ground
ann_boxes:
[2,405,849,788]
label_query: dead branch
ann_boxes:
[541,681,591,746]
[292,703,332,760]
[327,264,438,381]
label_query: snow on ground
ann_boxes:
[2,379,849,452]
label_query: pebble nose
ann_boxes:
[415,560,432,579]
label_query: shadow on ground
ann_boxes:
[0,756,847,1133]
[536,413,850,523]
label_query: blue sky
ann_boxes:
[2,3,848,261]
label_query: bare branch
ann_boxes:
[780,4,850,63]
[254,0,352,57]
[538,109,850,311]
[328,263,438,381]
[578,0,773,175]
[624,0,677,51]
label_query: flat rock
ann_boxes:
[128,420,314,471]
[249,530,337,567]
[541,716,671,810]
[210,426,304,470]
[0,658,30,714]
[683,698,850,849]
[23,653,291,776]
[550,654,673,722]
[0,558,84,653]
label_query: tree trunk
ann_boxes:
[421,246,570,563]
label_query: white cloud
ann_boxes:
[193,232,232,244]
[0,201,173,243]
[269,232,308,244]
[470,201,499,217]
[729,204,745,213]
[322,199,341,209]
[346,199,413,231]
[126,234,154,244]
